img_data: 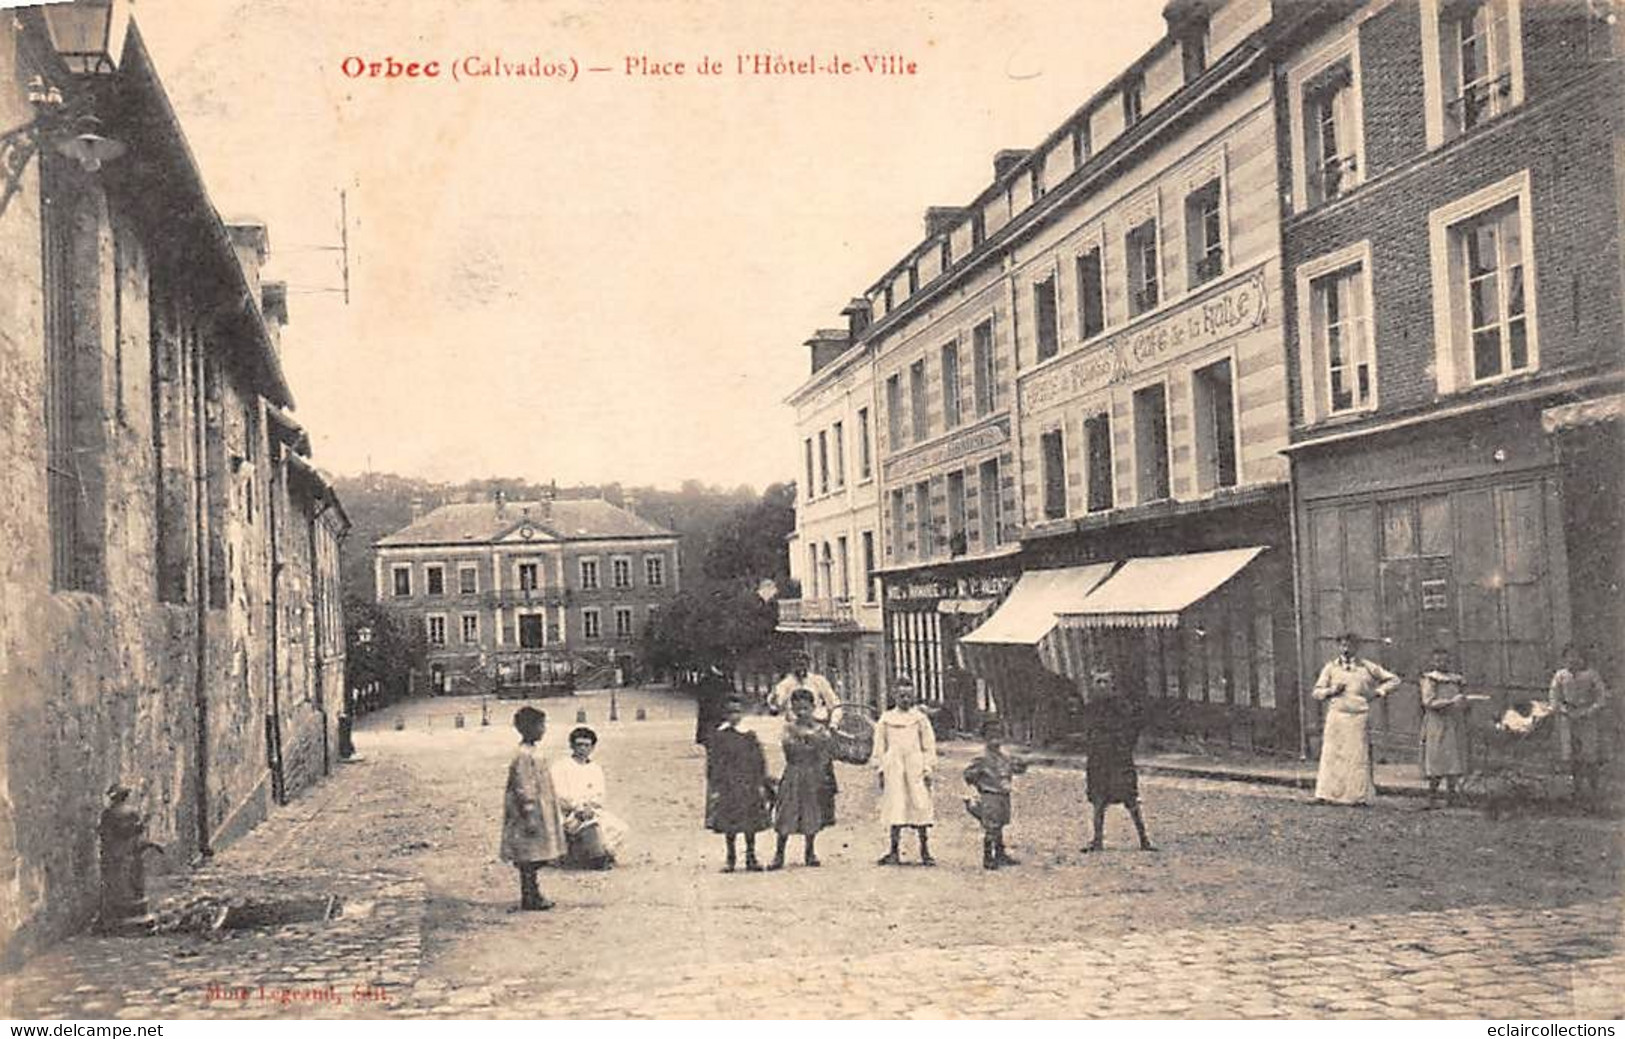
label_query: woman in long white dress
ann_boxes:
[550,726,630,868]
[1311,634,1401,805]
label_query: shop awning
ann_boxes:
[1055,547,1267,630]
[1542,393,1625,434]
[960,563,1116,645]
[937,598,995,615]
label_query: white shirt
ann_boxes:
[549,756,607,813]
[768,672,840,718]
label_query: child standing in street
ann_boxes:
[1419,647,1470,807]
[499,706,566,911]
[963,721,1027,869]
[705,696,773,872]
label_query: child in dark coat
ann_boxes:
[963,721,1028,869]
[705,697,773,872]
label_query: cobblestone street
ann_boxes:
[5,686,1621,1019]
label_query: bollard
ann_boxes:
[575,708,588,724]
[635,707,647,721]
[455,713,465,729]
[338,713,356,759]
[393,716,405,731]
[481,700,490,726]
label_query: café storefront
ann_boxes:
[880,556,1019,724]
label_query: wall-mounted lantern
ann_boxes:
[41,0,131,76]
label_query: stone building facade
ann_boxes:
[373,498,679,695]
[1276,0,1625,756]
[0,10,347,965]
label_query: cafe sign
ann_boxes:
[1022,265,1270,412]
[884,418,1009,483]
[886,573,1017,602]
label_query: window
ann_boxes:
[1454,199,1531,383]
[941,341,962,429]
[426,565,445,597]
[426,615,447,646]
[461,613,479,644]
[832,421,846,488]
[1423,0,1524,147]
[579,557,600,590]
[614,607,634,638]
[518,614,544,648]
[807,545,820,598]
[804,438,816,497]
[1186,179,1224,288]
[1034,276,1060,362]
[583,608,601,639]
[392,565,412,597]
[1315,264,1373,414]
[862,531,877,603]
[886,375,904,448]
[818,430,830,495]
[890,489,906,560]
[858,407,872,480]
[518,562,539,591]
[946,470,967,556]
[1193,359,1239,491]
[820,542,833,599]
[1127,219,1160,316]
[1133,384,1171,502]
[909,359,929,442]
[907,265,919,296]
[1123,74,1144,126]
[458,565,478,595]
[612,556,632,589]
[1304,62,1360,206]
[1041,429,1067,520]
[940,238,952,272]
[43,159,100,592]
[1031,155,1047,200]
[1180,19,1208,82]
[645,554,665,587]
[914,481,933,559]
[1076,247,1106,340]
[972,210,986,247]
[978,458,1003,548]
[836,536,850,599]
[1085,413,1114,512]
[972,320,996,416]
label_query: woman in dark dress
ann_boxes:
[705,697,772,872]
[1080,669,1156,853]
[770,688,835,870]
[694,667,732,747]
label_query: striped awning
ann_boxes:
[1055,547,1267,630]
[960,564,1116,645]
[1542,393,1625,434]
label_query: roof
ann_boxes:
[376,499,677,548]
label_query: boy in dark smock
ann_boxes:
[1079,670,1155,853]
[705,697,772,872]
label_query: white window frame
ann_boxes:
[578,556,600,590]
[644,553,665,588]
[425,613,447,646]
[1128,374,1174,505]
[1295,240,1379,424]
[1426,170,1538,394]
[611,554,634,589]
[457,564,479,596]
[1125,214,1163,319]
[391,564,412,598]
[614,606,634,638]
[460,612,479,644]
[1287,30,1367,213]
[1187,349,1244,494]
[515,560,541,592]
[1420,0,1526,150]
[582,607,602,640]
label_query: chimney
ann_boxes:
[261,281,288,354]
[494,489,507,512]
[923,206,966,238]
[226,220,270,299]
[993,149,1032,180]
[624,491,640,516]
[840,297,872,340]
[805,328,851,375]
[409,497,424,521]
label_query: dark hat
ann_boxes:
[569,726,598,745]
[513,706,545,728]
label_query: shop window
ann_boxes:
[1040,429,1067,520]
[1133,384,1171,503]
[1192,359,1238,492]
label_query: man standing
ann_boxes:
[874,677,938,866]
[769,651,840,720]
[1550,644,1611,807]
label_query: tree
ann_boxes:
[344,595,426,706]
[704,481,795,585]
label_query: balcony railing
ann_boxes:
[485,588,568,608]
[777,598,859,629]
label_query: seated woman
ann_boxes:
[549,726,629,869]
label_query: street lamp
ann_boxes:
[41,0,131,76]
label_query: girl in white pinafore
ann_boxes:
[872,679,939,866]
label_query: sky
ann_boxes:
[133,0,1167,492]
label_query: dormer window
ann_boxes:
[1123,74,1145,127]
